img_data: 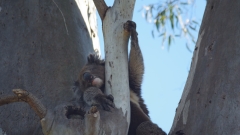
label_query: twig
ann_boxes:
[0,89,47,119]
[0,95,18,106]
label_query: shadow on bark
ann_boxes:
[0,0,94,134]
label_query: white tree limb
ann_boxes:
[103,0,135,125]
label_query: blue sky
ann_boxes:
[97,0,206,133]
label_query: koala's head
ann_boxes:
[78,54,105,91]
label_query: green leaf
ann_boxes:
[159,33,165,37]
[174,15,179,28]
[161,33,166,46]
[145,12,148,20]
[180,2,189,5]
[160,16,166,26]
[143,0,201,50]
[169,10,174,30]
[157,5,163,10]
[151,30,155,38]
[187,29,194,39]
[168,35,171,46]
[160,9,166,16]
[192,20,199,25]
[175,34,180,37]
[176,6,182,14]
[156,19,160,31]
[189,25,196,31]
[169,0,177,5]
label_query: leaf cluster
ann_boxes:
[143,0,200,51]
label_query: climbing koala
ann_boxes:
[74,20,166,135]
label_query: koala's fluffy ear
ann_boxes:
[87,54,105,65]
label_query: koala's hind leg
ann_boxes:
[136,121,167,135]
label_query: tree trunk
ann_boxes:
[103,0,135,125]
[170,1,240,135]
[92,0,135,133]
[0,0,99,134]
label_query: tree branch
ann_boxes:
[0,89,47,119]
[113,0,135,18]
[0,95,19,106]
[84,106,100,135]
[92,0,108,21]
[103,0,136,124]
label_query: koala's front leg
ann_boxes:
[124,20,144,97]
[83,87,115,111]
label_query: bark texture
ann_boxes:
[93,0,136,133]
[170,1,240,135]
[0,0,98,134]
[103,0,135,125]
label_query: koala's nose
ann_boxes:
[83,72,94,82]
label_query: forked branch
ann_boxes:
[0,89,47,119]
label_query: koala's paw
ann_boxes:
[94,94,115,111]
[106,94,114,102]
[123,20,136,32]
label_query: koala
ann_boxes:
[73,72,115,111]
[74,21,166,135]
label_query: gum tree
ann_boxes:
[0,0,98,134]
[0,0,134,134]
[170,1,240,134]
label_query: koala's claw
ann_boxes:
[124,20,136,32]
[94,94,115,111]
[106,94,114,102]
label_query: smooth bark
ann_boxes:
[0,0,98,134]
[94,0,136,133]
[92,0,108,21]
[103,0,135,124]
[170,1,240,135]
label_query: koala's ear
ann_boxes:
[87,54,95,63]
[87,53,105,65]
